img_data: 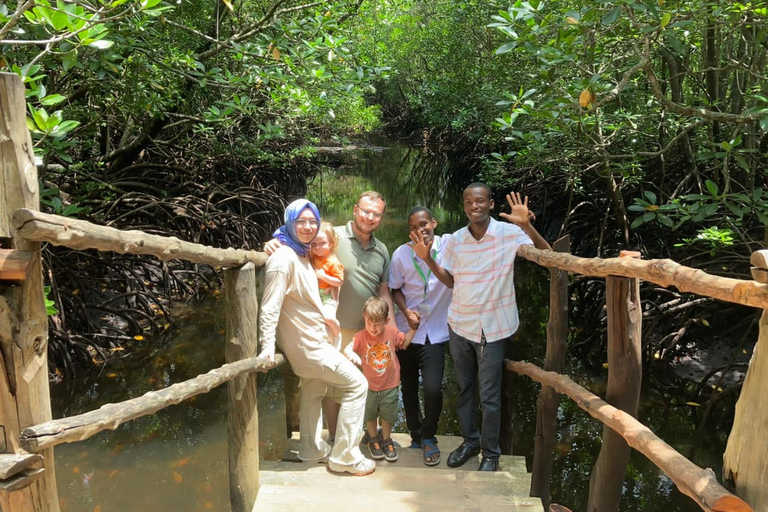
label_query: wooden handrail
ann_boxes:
[20,354,285,453]
[506,359,753,512]
[518,245,768,309]
[12,208,268,268]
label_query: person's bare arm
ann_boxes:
[378,281,398,326]
[409,233,454,288]
[316,268,343,288]
[402,327,418,349]
[392,287,420,330]
[263,238,282,255]
[500,192,552,251]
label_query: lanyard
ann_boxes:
[410,238,438,299]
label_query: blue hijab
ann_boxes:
[272,199,320,257]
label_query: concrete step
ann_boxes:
[283,432,529,474]
[258,460,543,512]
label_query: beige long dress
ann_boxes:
[260,246,367,466]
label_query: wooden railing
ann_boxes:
[510,241,764,512]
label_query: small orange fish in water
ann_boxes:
[93,505,102,512]
[111,444,124,455]
[108,470,119,479]
[176,456,192,467]
[79,451,88,459]
[73,466,80,474]
[173,471,183,483]
[204,502,214,509]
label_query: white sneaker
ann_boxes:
[328,457,376,476]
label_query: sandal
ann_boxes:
[422,439,441,466]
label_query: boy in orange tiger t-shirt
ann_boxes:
[344,296,418,463]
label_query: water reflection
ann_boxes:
[51,140,714,512]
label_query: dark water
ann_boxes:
[49,139,721,511]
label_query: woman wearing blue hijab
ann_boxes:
[259,199,374,476]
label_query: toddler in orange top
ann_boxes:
[344,297,418,463]
[310,221,344,338]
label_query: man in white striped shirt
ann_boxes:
[410,183,551,471]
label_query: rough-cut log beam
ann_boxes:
[224,263,260,512]
[588,251,643,512]
[1,71,60,512]
[12,209,268,268]
[0,250,36,281]
[506,360,753,512]
[518,245,768,309]
[0,454,42,479]
[20,354,285,452]
[0,468,45,492]
[723,309,768,511]
[530,236,570,509]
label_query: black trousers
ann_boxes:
[397,339,446,445]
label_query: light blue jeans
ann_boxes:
[449,328,507,459]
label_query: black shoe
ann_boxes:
[447,442,481,468]
[478,457,499,472]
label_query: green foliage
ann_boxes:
[43,286,58,316]
[2,0,386,175]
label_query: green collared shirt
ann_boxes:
[334,222,391,330]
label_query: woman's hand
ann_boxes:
[258,347,275,363]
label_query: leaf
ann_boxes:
[62,50,78,71]
[41,94,66,105]
[661,12,671,28]
[221,0,234,11]
[644,190,657,204]
[760,115,768,132]
[666,34,686,55]
[705,179,719,197]
[134,335,144,341]
[495,42,517,54]
[701,318,710,327]
[270,46,281,60]
[685,402,701,407]
[602,7,621,26]
[566,16,579,25]
[89,40,113,50]
[657,214,674,227]
[578,89,596,108]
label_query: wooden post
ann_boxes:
[723,284,768,510]
[530,236,570,508]
[0,73,60,512]
[224,263,260,512]
[587,251,642,512]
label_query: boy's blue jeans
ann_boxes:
[448,327,507,460]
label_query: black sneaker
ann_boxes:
[381,438,398,462]
[368,437,385,460]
